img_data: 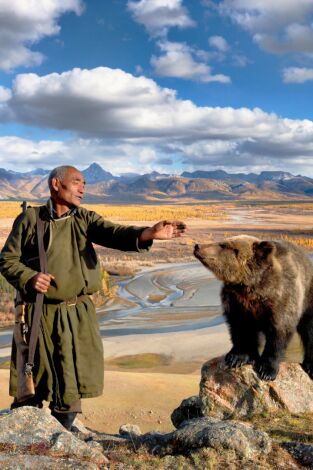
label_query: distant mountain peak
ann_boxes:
[86,162,103,171]
[82,162,114,183]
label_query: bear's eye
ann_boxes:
[220,243,227,249]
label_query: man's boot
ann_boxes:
[11,397,43,409]
[51,410,77,431]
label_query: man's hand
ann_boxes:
[31,272,55,293]
[140,220,187,241]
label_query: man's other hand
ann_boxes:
[31,272,55,293]
[140,220,187,241]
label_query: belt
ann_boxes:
[44,294,90,306]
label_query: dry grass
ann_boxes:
[82,203,228,221]
[0,202,40,219]
[244,411,313,444]
[104,441,298,470]
[279,234,313,250]
[0,202,227,222]
[243,232,313,250]
[262,202,313,211]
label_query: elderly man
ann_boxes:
[0,165,186,430]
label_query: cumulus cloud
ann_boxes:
[0,0,83,71]
[127,0,195,37]
[2,66,313,174]
[217,0,313,54]
[283,67,313,83]
[208,35,229,52]
[151,41,231,82]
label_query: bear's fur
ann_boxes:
[194,235,313,381]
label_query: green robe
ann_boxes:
[0,203,151,407]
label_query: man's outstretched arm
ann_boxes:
[140,220,187,241]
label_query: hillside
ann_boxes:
[0,163,313,202]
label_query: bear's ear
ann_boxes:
[253,241,276,261]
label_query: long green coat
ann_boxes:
[0,203,151,407]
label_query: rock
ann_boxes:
[0,407,109,468]
[119,423,142,437]
[281,442,313,467]
[200,357,313,419]
[71,417,95,435]
[138,431,173,454]
[171,395,204,428]
[161,417,271,459]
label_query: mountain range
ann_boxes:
[0,162,313,202]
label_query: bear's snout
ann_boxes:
[194,243,217,262]
[194,244,205,259]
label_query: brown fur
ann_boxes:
[194,235,313,381]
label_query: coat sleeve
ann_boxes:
[86,211,153,252]
[0,210,38,295]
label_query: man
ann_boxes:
[0,165,186,430]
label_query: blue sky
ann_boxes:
[1,0,313,176]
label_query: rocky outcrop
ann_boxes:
[0,407,109,469]
[199,357,313,419]
[170,357,313,468]
[1,357,312,469]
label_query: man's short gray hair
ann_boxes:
[48,165,78,189]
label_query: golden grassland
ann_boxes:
[280,234,313,249]
[1,200,313,222]
[0,202,31,218]
[82,203,228,221]
[0,201,227,221]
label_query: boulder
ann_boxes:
[200,357,313,419]
[171,395,203,428]
[0,407,109,469]
[160,417,271,459]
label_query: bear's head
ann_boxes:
[194,235,276,285]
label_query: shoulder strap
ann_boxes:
[36,207,48,275]
[25,207,48,375]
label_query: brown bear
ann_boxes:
[194,235,313,381]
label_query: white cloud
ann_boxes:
[0,0,83,71]
[127,0,195,37]
[217,0,313,54]
[283,67,313,83]
[0,136,167,175]
[151,41,231,82]
[0,86,11,102]
[208,35,229,52]
[0,136,66,167]
[2,66,313,174]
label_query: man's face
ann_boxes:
[52,168,85,208]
